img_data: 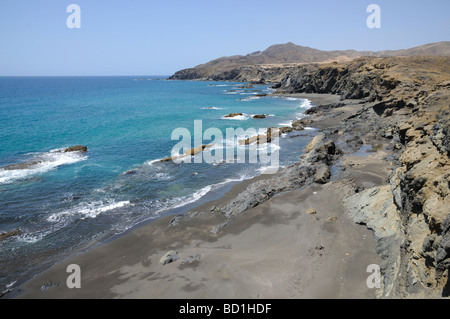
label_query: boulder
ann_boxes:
[305,133,326,153]
[160,251,179,265]
[303,133,339,165]
[314,164,331,184]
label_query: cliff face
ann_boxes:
[169,64,296,83]
[278,56,450,298]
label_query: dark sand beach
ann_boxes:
[10,93,387,299]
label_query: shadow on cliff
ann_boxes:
[443,276,450,297]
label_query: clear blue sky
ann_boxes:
[0,0,449,76]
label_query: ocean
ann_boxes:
[0,76,314,291]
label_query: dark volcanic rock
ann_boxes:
[436,216,450,280]
[2,161,43,171]
[252,114,267,119]
[224,113,243,118]
[64,145,88,153]
[0,230,22,241]
[314,164,331,184]
[220,163,316,219]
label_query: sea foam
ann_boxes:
[0,149,88,185]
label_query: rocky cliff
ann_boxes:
[277,56,450,298]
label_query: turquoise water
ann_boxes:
[0,76,314,290]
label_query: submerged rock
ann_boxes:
[2,161,42,171]
[0,229,22,241]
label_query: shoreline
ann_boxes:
[6,92,386,299]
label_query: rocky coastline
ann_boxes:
[169,56,450,298]
[9,56,449,299]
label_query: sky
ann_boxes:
[0,0,449,76]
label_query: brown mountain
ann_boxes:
[170,41,450,81]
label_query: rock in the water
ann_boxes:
[252,114,267,119]
[160,144,214,162]
[224,113,243,118]
[64,145,88,153]
[160,251,179,265]
[0,229,22,241]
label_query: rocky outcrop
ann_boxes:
[252,114,268,119]
[1,146,88,171]
[64,145,88,153]
[160,251,179,265]
[219,132,340,224]
[303,133,340,166]
[160,144,214,162]
[219,163,317,220]
[224,113,243,118]
[238,127,295,145]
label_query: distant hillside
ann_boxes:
[170,41,450,81]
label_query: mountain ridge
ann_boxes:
[170,41,450,81]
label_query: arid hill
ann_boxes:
[169,41,450,82]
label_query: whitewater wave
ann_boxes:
[299,99,313,109]
[278,120,293,127]
[201,107,225,110]
[47,200,131,223]
[239,96,261,102]
[221,114,250,121]
[223,90,242,95]
[0,149,88,185]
